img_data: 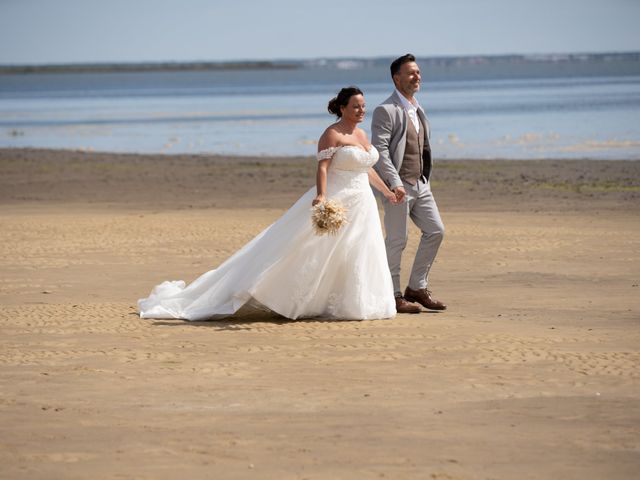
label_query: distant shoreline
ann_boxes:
[0,60,300,74]
[1,51,638,75]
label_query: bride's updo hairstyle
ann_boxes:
[327,86,363,118]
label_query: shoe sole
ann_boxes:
[396,308,421,314]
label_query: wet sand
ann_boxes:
[1,148,639,479]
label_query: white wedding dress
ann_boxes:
[138,145,396,321]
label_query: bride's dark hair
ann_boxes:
[327,86,363,117]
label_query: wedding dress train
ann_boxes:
[138,145,395,320]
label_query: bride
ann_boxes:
[138,86,399,321]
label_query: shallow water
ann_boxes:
[1,64,639,159]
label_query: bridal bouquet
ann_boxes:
[311,199,348,236]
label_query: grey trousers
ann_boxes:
[382,178,445,296]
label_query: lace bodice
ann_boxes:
[317,146,379,173]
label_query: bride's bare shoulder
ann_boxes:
[317,125,341,151]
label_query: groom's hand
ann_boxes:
[392,186,406,203]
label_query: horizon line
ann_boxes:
[1,50,639,69]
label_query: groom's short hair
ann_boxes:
[390,54,416,77]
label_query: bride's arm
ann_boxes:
[313,158,331,206]
[314,128,339,206]
[368,167,399,204]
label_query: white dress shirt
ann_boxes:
[395,88,421,134]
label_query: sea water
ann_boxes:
[1,62,639,159]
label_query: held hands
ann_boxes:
[384,190,400,204]
[392,186,406,203]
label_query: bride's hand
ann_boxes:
[312,194,326,206]
[384,190,399,204]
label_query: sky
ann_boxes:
[0,0,639,65]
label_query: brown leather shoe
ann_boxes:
[404,287,447,311]
[395,295,421,314]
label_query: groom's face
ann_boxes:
[393,61,421,97]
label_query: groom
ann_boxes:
[371,53,447,314]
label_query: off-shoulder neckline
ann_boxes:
[319,144,373,154]
[316,144,375,161]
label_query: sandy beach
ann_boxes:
[1,148,639,479]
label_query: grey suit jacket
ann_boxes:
[371,91,432,189]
